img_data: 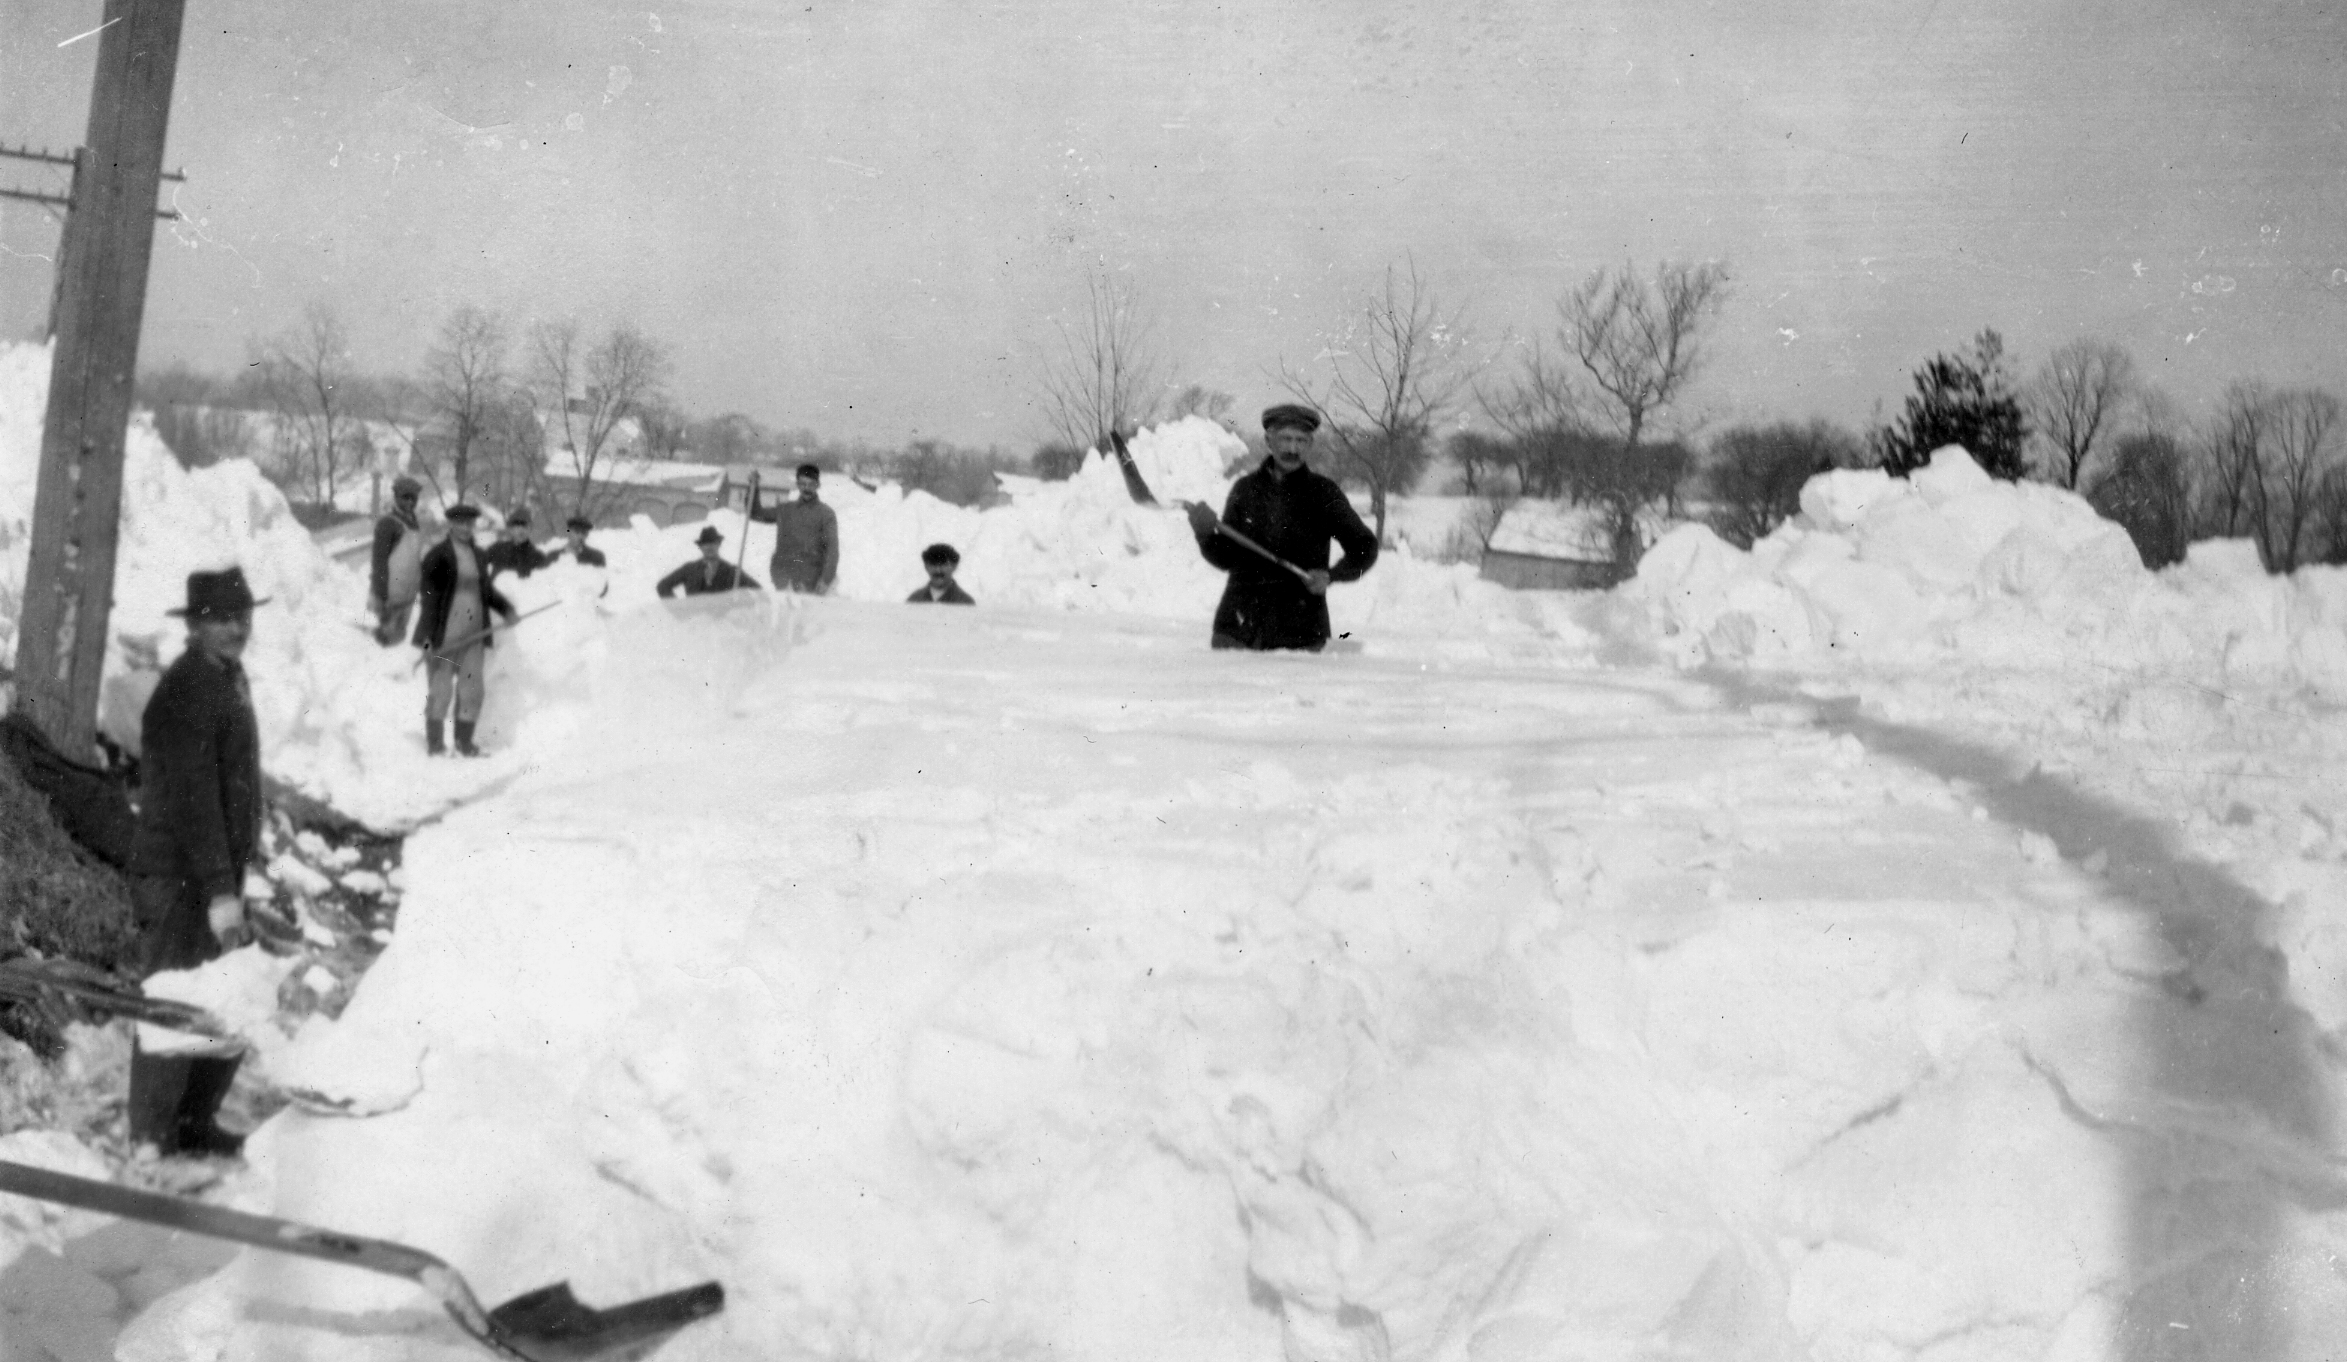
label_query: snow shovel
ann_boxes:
[1109,429,1314,583]
[0,1159,725,1362]
[412,602,560,674]
[0,958,239,1043]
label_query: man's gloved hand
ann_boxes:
[1183,501,1219,537]
[1303,569,1332,597]
[207,894,247,947]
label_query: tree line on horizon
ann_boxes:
[139,267,2347,577]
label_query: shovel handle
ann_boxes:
[1190,509,1312,583]
[0,1159,449,1281]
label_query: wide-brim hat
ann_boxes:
[445,504,483,521]
[167,566,268,618]
[696,526,724,546]
[1261,403,1322,434]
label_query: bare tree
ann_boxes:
[1165,384,1235,425]
[2197,382,2270,540]
[1037,270,1163,451]
[637,398,692,461]
[2027,338,2137,489]
[2255,387,2342,571]
[1473,338,1590,497]
[531,319,674,521]
[1561,260,1729,449]
[2088,431,2193,569]
[1705,419,1865,548]
[421,306,510,503]
[1278,258,1475,540]
[252,302,364,505]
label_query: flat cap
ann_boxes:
[566,515,594,532]
[444,504,483,521]
[1261,403,1322,433]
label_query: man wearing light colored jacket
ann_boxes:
[747,463,840,594]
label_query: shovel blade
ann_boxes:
[483,1280,725,1362]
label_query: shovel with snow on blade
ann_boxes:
[0,957,240,1043]
[412,601,561,675]
[1108,428,1314,584]
[0,1159,725,1362]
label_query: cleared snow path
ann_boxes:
[121,599,2345,1360]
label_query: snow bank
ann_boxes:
[1619,444,2347,698]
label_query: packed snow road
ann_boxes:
[121,596,2340,1361]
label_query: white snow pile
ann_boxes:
[1621,443,2347,696]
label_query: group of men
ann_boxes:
[368,480,603,758]
[119,402,1370,1160]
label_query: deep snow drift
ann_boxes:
[5,338,2347,1360]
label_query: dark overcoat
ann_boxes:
[128,646,262,971]
[657,559,761,597]
[412,539,517,650]
[1196,460,1379,651]
[905,581,976,605]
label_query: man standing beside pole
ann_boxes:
[747,463,839,594]
[124,567,264,1159]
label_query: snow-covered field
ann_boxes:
[6,337,2347,1360]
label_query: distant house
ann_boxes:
[1479,501,1671,591]
[540,455,730,529]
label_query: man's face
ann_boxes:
[1267,426,1313,468]
[926,558,957,584]
[700,540,723,562]
[451,519,477,544]
[190,610,251,663]
[797,474,820,500]
[504,523,529,542]
[395,489,419,514]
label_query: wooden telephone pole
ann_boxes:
[12,0,188,755]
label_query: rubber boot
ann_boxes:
[126,1044,195,1150]
[173,1053,246,1159]
[453,720,481,758]
[426,719,446,756]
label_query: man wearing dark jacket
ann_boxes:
[125,567,268,1158]
[562,515,607,567]
[658,526,762,597]
[367,476,427,646]
[482,506,550,581]
[414,506,518,757]
[747,464,840,593]
[1186,404,1379,651]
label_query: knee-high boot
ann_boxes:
[453,720,481,757]
[173,1052,246,1159]
[126,1043,195,1149]
[426,719,446,755]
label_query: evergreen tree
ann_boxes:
[1874,330,2031,479]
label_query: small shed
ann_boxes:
[1478,502,1661,591]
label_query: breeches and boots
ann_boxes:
[126,876,246,1157]
[424,590,486,756]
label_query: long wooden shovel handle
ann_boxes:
[0,1158,450,1281]
[1191,509,1312,583]
[413,603,559,674]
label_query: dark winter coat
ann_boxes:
[128,646,262,905]
[412,539,517,650]
[1196,459,1379,651]
[657,558,762,597]
[905,581,976,605]
[482,538,551,580]
[749,495,840,592]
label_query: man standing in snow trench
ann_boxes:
[1186,404,1379,651]
[413,505,517,757]
[748,463,840,594]
[125,568,266,1158]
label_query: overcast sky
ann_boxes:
[3,0,2342,451]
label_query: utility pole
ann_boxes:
[0,143,185,338]
[11,0,189,756]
